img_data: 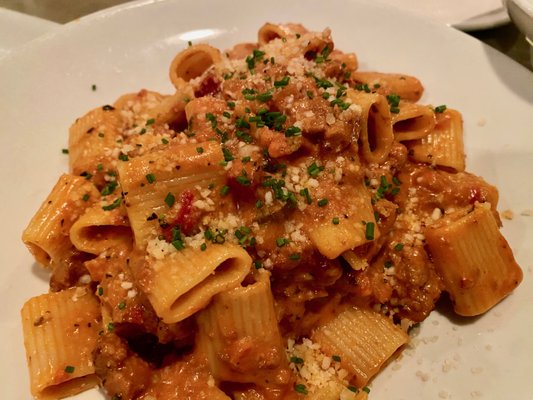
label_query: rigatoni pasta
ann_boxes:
[391,102,436,142]
[134,243,251,323]
[311,307,409,388]
[69,201,132,255]
[406,108,466,171]
[20,287,101,399]
[20,22,522,400]
[425,203,522,316]
[197,270,287,386]
[22,174,100,268]
[345,90,394,164]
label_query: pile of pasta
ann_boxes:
[21,23,523,400]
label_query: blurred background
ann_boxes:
[0,0,531,71]
[0,0,131,22]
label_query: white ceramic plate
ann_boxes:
[0,7,58,58]
[378,0,510,30]
[1,0,532,398]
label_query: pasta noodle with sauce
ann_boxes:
[20,23,522,400]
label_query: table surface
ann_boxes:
[0,0,531,72]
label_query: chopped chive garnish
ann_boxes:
[97,287,103,296]
[256,90,273,102]
[242,88,256,100]
[435,104,447,113]
[363,387,371,394]
[365,222,375,240]
[200,243,207,251]
[118,301,126,310]
[276,237,289,247]
[254,260,263,269]
[299,188,312,204]
[307,162,324,178]
[164,192,175,207]
[255,200,264,209]
[220,185,230,196]
[314,45,331,64]
[236,172,251,186]
[196,147,204,154]
[392,176,401,186]
[107,322,114,332]
[222,147,234,162]
[172,239,185,250]
[145,173,156,184]
[332,217,340,225]
[205,112,217,128]
[64,365,75,373]
[213,229,227,244]
[317,198,329,207]
[274,76,290,87]
[82,194,90,201]
[118,153,129,161]
[236,130,252,143]
[286,191,297,207]
[355,83,371,93]
[170,226,183,244]
[290,356,304,364]
[386,94,401,114]
[62,148,69,154]
[102,198,122,211]
[332,355,341,362]
[145,118,155,126]
[245,49,266,71]
[289,253,301,261]
[100,181,118,196]
[285,126,301,137]
[394,243,404,251]
[204,229,214,241]
[315,77,333,89]
[294,384,308,394]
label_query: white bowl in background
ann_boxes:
[504,0,533,65]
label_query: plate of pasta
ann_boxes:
[1,0,532,399]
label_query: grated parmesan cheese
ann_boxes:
[286,338,353,393]
[146,238,176,260]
